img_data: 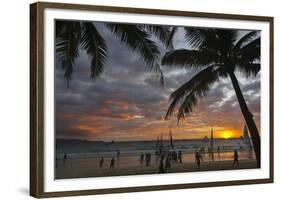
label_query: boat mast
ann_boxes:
[210,127,214,151]
[169,128,174,149]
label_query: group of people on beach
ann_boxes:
[59,147,239,172]
[139,153,152,166]
[157,150,183,173]
[99,150,120,169]
[98,157,116,169]
[158,155,172,173]
[194,148,240,169]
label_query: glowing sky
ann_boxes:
[55,22,260,141]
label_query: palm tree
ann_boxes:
[161,28,261,167]
[56,21,171,87]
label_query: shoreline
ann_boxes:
[56,159,258,179]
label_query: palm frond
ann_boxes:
[240,37,260,52]
[55,20,66,38]
[233,31,259,53]
[56,21,81,87]
[176,89,197,121]
[161,49,219,68]
[159,69,164,87]
[61,59,73,88]
[233,36,260,77]
[185,28,238,57]
[216,29,237,55]
[165,65,219,121]
[236,38,260,62]
[81,22,108,79]
[56,21,81,62]
[106,23,160,71]
[236,63,260,77]
[143,25,171,47]
[184,28,219,50]
[166,27,178,50]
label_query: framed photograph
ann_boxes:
[30,2,274,198]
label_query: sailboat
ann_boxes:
[243,124,253,150]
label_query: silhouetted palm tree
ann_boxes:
[162,28,261,167]
[56,21,171,87]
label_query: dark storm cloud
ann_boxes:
[55,22,261,141]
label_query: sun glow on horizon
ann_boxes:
[220,130,235,139]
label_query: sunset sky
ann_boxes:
[55,22,260,142]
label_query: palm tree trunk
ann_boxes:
[228,71,260,168]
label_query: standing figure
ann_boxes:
[109,157,115,169]
[178,150,182,163]
[140,154,144,165]
[145,153,149,166]
[217,146,221,160]
[99,157,104,168]
[159,149,162,156]
[145,153,151,166]
[155,150,159,163]
[63,153,67,164]
[172,151,178,161]
[116,150,120,167]
[158,156,165,173]
[233,150,239,166]
[195,151,203,169]
[56,157,58,168]
[165,157,171,172]
[117,150,120,159]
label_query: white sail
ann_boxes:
[243,124,252,149]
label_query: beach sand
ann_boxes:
[56,158,258,179]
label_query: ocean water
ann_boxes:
[56,138,255,162]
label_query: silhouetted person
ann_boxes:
[195,151,203,169]
[140,154,144,165]
[165,157,171,172]
[116,150,120,167]
[110,157,115,169]
[145,153,151,166]
[172,151,178,161]
[99,157,104,168]
[158,156,165,173]
[63,154,67,163]
[233,150,239,166]
[217,146,221,160]
[168,152,172,160]
[117,150,120,159]
[145,153,149,166]
[178,151,182,163]
[155,150,159,163]
[159,149,162,156]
